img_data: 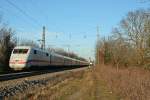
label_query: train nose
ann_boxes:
[9,60,27,70]
[9,64,26,70]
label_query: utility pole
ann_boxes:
[97,26,100,41]
[41,26,46,50]
[96,26,100,65]
[64,44,70,57]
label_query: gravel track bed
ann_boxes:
[0,68,86,99]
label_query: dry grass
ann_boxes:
[97,64,150,100]
[5,67,120,100]
[11,68,118,100]
[48,69,117,100]
[35,69,117,100]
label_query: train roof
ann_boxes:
[14,46,32,49]
[14,46,46,52]
[13,46,88,63]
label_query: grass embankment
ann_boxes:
[12,65,150,100]
[49,68,117,100]
[14,67,118,100]
[97,65,150,100]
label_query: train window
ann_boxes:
[13,49,19,54]
[34,50,37,54]
[22,49,28,53]
[46,53,49,56]
[13,49,28,54]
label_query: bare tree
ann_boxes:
[47,47,87,61]
[0,26,16,71]
[96,9,150,68]
[19,39,39,48]
[114,9,150,65]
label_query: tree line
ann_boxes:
[96,9,150,69]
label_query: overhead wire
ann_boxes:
[5,0,41,27]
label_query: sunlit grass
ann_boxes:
[97,64,150,100]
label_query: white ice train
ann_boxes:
[9,46,89,70]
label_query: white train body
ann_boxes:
[9,46,89,70]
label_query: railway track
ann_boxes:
[0,66,87,81]
[0,67,88,98]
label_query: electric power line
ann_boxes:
[5,0,41,27]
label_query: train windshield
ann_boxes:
[13,49,28,54]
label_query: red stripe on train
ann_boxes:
[10,60,50,64]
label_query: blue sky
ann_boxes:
[0,0,149,60]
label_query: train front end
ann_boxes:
[9,46,30,70]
